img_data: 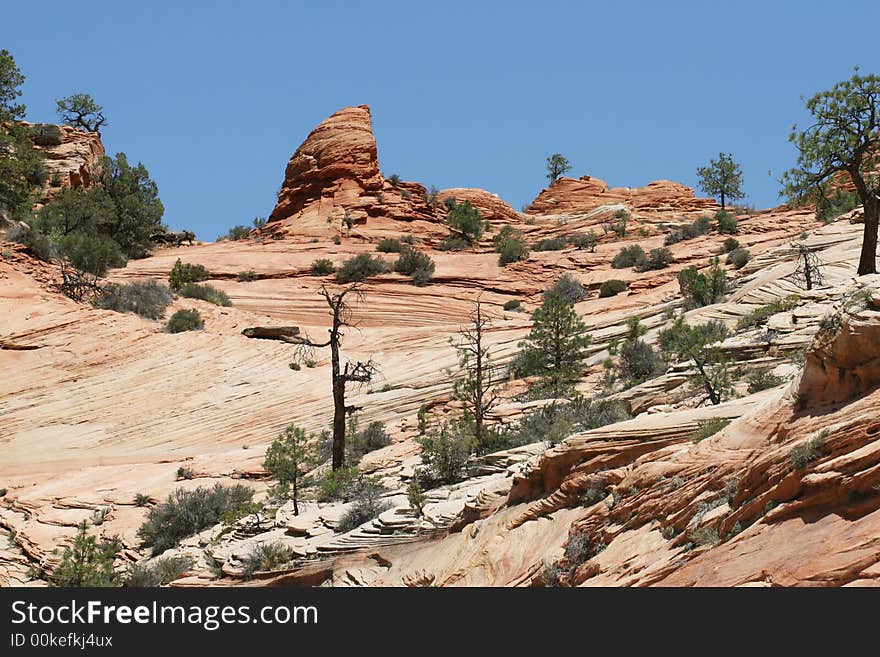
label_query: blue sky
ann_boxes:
[4,1,879,238]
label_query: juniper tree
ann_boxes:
[781,70,880,275]
[450,299,502,455]
[546,153,572,183]
[264,425,317,516]
[659,317,731,405]
[519,290,591,397]
[696,153,745,210]
[56,93,107,133]
[50,521,121,587]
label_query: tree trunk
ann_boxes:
[850,169,878,276]
[331,349,346,471]
[292,474,299,516]
[720,191,726,210]
[858,197,878,275]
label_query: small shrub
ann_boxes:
[817,189,860,223]
[637,247,673,271]
[664,216,711,245]
[689,527,720,547]
[503,299,522,311]
[727,247,751,269]
[736,295,800,332]
[50,521,121,587]
[545,273,588,303]
[126,555,193,587]
[747,371,784,394]
[678,258,728,309]
[376,238,403,253]
[165,309,204,333]
[336,476,391,533]
[565,532,593,565]
[137,483,254,555]
[407,476,427,517]
[618,338,667,387]
[438,236,470,251]
[176,466,194,480]
[722,237,741,253]
[400,234,417,245]
[168,259,209,291]
[348,421,391,462]
[599,279,628,298]
[316,467,360,502]
[691,417,731,443]
[567,231,599,251]
[221,225,250,241]
[493,225,529,265]
[310,258,335,275]
[332,235,341,245]
[394,247,435,285]
[134,493,151,507]
[388,174,401,187]
[716,210,739,234]
[93,280,173,320]
[336,253,391,283]
[7,223,56,261]
[417,422,472,487]
[533,236,568,251]
[31,123,63,146]
[541,561,563,587]
[789,436,824,469]
[445,200,485,244]
[177,282,231,307]
[612,244,647,270]
[237,270,258,282]
[242,542,295,578]
[288,362,301,371]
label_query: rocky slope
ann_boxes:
[1,105,878,587]
[26,122,105,205]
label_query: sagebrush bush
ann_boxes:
[242,542,295,579]
[376,238,403,253]
[93,280,172,319]
[336,476,391,533]
[165,308,204,333]
[612,244,647,269]
[347,421,392,462]
[316,467,359,502]
[6,223,56,261]
[503,299,522,311]
[747,370,784,393]
[618,338,667,387]
[493,225,529,265]
[125,556,193,587]
[168,259,209,291]
[636,247,673,271]
[691,417,731,443]
[664,216,711,245]
[722,237,741,253]
[715,210,739,234]
[599,279,628,298]
[310,258,335,275]
[394,247,435,285]
[789,436,824,469]
[237,270,258,282]
[137,483,254,555]
[336,253,391,283]
[533,236,568,251]
[727,247,751,269]
[567,231,598,251]
[417,422,472,487]
[545,273,588,303]
[177,282,231,306]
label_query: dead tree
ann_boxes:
[791,243,825,290]
[291,284,377,470]
[450,298,502,456]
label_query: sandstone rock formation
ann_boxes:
[526,175,718,216]
[436,188,521,224]
[26,122,105,205]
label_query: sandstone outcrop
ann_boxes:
[26,122,105,205]
[436,188,521,224]
[526,175,718,216]
[267,105,438,236]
